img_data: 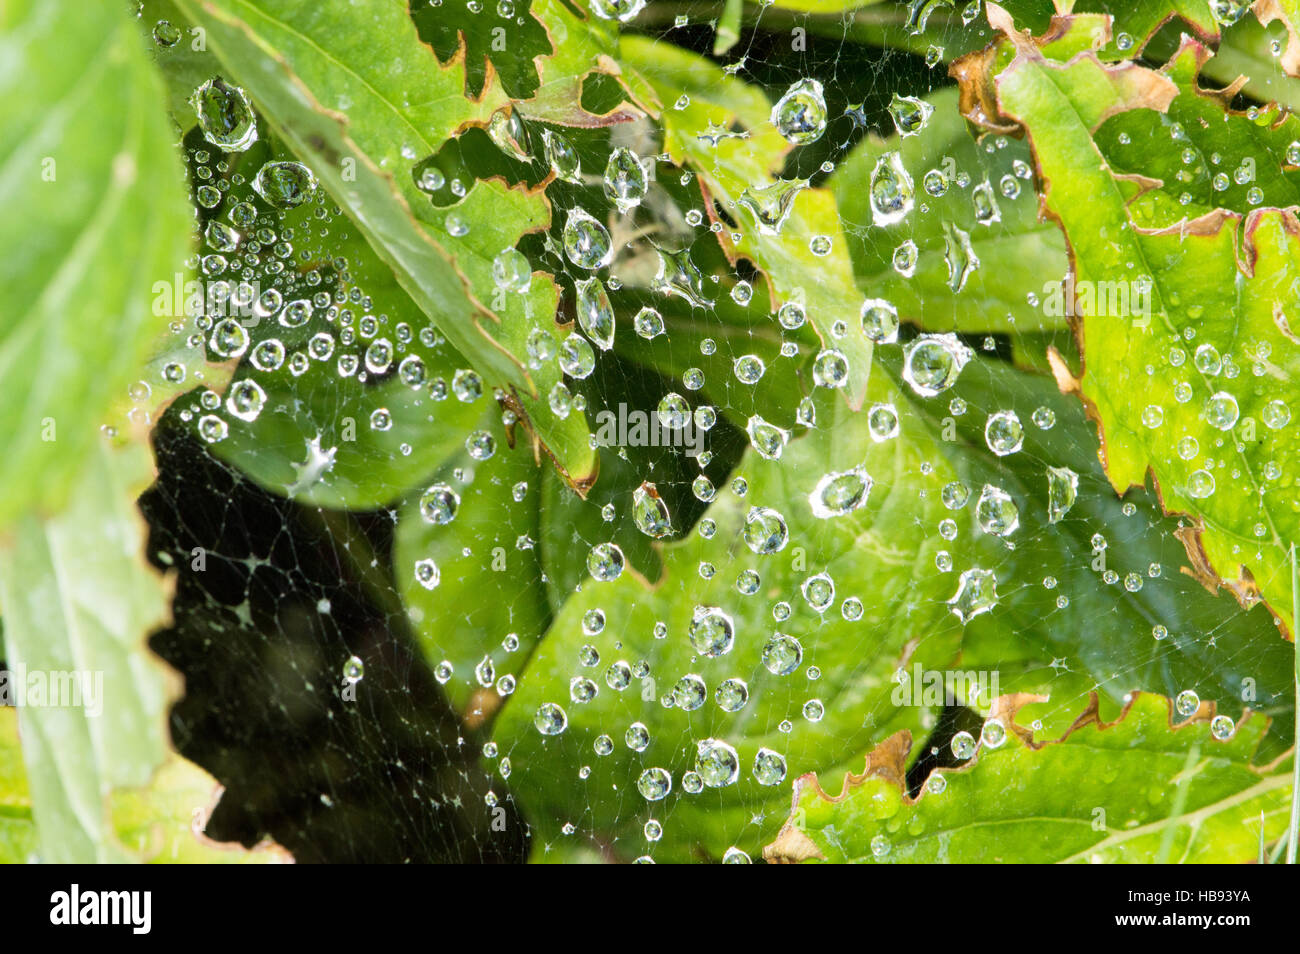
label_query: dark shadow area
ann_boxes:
[140,410,529,862]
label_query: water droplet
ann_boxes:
[948,567,998,623]
[740,506,789,554]
[541,129,582,183]
[575,276,615,351]
[587,542,625,581]
[870,151,914,226]
[225,379,266,422]
[902,334,972,396]
[809,467,873,517]
[191,77,258,152]
[771,78,827,145]
[860,298,899,343]
[627,482,672,539]
[688,605,735,657]
[253,161,316,209]
[950,731,977,760]
[888,92,934,136]
[637,766,672,800]
[562,209,612,269]
[389,539,432,588]
[534,702,568,735]
[1209,0,1250,25]
[762,634,803,675]
[209,318,249,358]
[419,483,460,525]
[813,348,850,388]
[746,414,790,459]
[981,718,1006,748]
[737,178,809,235]
[487,107,530,161]
[976,484,1019,537]
[752,747,787,786]
[868,403,899,441]
[673,674,707,711]
[1046,466,1078,523]
[652,245,713,308]
[1204,391,1239,430]
[984,410,1023,456]
[590,0,648,23]
[492,247,532,293]
[695,738,741,787]
[603,147,648,213]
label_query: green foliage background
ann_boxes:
[0,0,1297,863]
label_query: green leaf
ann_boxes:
[764,692,1292,863]
[621,37,875,410]
[1255,0,1300,76]
[173,0,598,489]
[0,0,191,529]
[194,136,488,508]
[394,414,551,717]
[0,709,37,863]
[1092,40,1300,224]
[0,439,282,862]
[831,86,1069,335]
[967,12,1300,634]
[494,380,960,862]
[490,330,1293,859]
[715,0,745,55]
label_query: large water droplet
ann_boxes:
[534,702,568,735]
[191,77,258,152]
[752,747,787,786]
[632,482,673,538]
[746,414,790,460]
[736,178,809,235]
[948,567,998,623]
[771,78,827,145]
[487,107,531,161]
[888,92,933,136]
[652,245,714,308]
[419,482,461,524]
[590,0,647,22]
[976,484,1019,536]
[743,506,789,553]
[716,678,749,712]
[688,605,736,657]
[695,738,741,787]
[587,542,625,581]
[943,222,981,292]
[984,410,1024,456]
[253,161,316,209]
[558,333,596,378]
[226,379,266,422]
[603,147,648,213]
[762,634,803,675]
[575,276,615,351]
[870,151,914,226]
[809,467,873,517]
[541,129,581,183]
[1046,465,1078,523]
[902,334,972,396]
[1204,391,1239,430]
[563,209,612,269]
[860,298,899,343]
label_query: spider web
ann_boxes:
[131,0,1295,863]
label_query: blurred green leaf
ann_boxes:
[0,0,191,529]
